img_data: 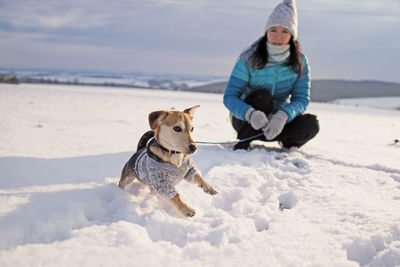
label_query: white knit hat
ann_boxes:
[265,0,298,40]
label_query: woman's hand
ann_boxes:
[245,107,269,130]
[263,110,288,140]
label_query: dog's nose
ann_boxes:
[189,144,197,153]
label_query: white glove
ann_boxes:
[245,107,268,130]
[263,110,288,140]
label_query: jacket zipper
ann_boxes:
[271,63,279,95]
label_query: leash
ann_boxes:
[196,132,264,145]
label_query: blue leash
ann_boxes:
[196,132,264,145]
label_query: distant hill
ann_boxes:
[187,79,400,102]
[2,66,400,102]
[310,80,400,102]
[187,81,227,94]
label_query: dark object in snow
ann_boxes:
[279,202,290,211]
[395,139,399,144]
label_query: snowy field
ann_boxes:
[334,97,400,111]
[0,84,400,267]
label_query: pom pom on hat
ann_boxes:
[265,0,298,40]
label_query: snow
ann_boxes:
[334,97,400,111]
[1,83,400,267]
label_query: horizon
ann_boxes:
[2,66,400,85]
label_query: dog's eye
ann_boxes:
[191,127,194,132]
[173,126,182,132]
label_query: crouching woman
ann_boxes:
[223,0,319,150]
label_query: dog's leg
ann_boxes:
[118,163,137,189]
[194,174,218,195]
[118,174,136,189]
[170,193,196,217]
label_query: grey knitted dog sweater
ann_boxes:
[134,149,200,199]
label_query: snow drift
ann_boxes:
[0,84,399,267]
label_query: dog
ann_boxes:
[118,105,218,217]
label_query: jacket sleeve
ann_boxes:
[281,55,311,122]
[223,59,252,120]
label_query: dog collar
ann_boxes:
[157,143,182,154]
[149,138,181,154]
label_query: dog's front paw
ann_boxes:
[182,206,196,217]
[201,184,218,195]
[206,187,218,195]
[170,194,196,217]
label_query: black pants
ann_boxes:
[231,90,319,150]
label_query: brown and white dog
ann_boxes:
[118,105,217,217]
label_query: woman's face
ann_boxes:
[267,26,291,45]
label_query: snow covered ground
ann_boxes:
[0,84,399,267]
[334,97,400,111]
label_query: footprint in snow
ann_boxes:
[279,192,298,211]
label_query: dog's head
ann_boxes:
[148,105,199,154]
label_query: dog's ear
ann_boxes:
[148,110,168,130]
[183,105,200,120]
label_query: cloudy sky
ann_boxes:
[1,0,399,82]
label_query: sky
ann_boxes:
[0,0,399,83]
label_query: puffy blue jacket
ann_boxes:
[223,53,311,123]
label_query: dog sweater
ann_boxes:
[134,149,200,199]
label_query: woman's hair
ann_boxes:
[252,33,303,76]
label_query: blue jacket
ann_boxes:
[223,50,311,123]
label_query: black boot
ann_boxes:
[233,141,250,150]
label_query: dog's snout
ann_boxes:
[189,144,197,153]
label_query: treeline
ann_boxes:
[21,77,79,85]
[0,74,19,84]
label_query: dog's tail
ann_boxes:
[136,130,155,151]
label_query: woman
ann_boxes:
[223,0,319,150]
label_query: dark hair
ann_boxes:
[252,33,303,77]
